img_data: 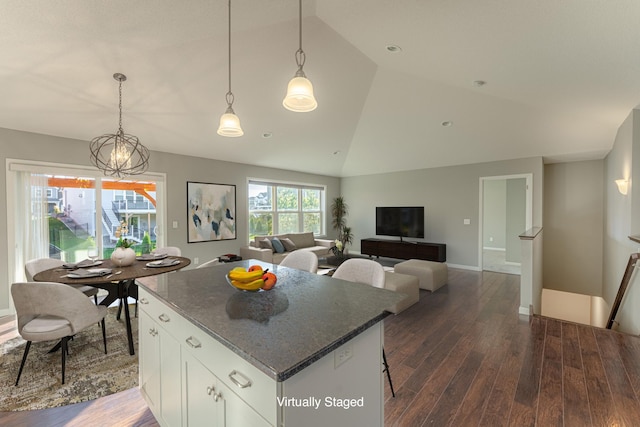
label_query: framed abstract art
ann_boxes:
[187,181,236,242]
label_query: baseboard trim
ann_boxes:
[447,263,481,271]
[519,306,531,316]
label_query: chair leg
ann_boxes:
[94,294,98,305]
[15,341,32,386]
[61,336,69,385]
[382,348,395,398]
[101,318,107,354]
[117,299,123,320]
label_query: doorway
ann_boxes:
[479,174,532,275]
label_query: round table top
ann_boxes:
[33,256,191,284]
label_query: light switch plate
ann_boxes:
[463,218,471,225]
[172,220,178,229]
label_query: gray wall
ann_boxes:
[543,160,604,296]
[341,157,544,269]
[0,128,341,312]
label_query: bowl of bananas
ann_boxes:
[226,265,278,292]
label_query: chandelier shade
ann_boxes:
[89,73,149,178]
[217,0,243,137]
[283,0,317,112]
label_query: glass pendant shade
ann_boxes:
[217,107,244,137]
[283,75,317,112]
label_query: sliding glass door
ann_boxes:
[4,160,166,315]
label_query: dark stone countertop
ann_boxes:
[137,259,404,382]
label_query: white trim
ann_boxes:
[519,306,531,316]
[483,247,506,251]
[447,263,481,271]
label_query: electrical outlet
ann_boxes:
[172,220,178,229]
[194,257,199,265]
[334,345,353,368]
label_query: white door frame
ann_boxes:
[478,173,533,270]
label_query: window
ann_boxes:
[248,180,324,240]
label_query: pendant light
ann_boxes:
[90,73,150,178]
[217,0,243,137]
[283,0,317,112]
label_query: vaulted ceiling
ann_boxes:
[2,1,639,177]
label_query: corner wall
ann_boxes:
[603,109,640,334]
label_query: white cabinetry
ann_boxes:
[139,288,273,427]
[139,287,384,427]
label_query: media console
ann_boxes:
[361,238,446,262]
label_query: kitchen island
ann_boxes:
[137,259,405,427]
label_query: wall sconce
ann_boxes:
[615,179,629,195]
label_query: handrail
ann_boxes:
[606,252,640,329]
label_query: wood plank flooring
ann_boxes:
[3,268,640,426]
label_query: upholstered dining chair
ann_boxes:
[196,258,220,269]
[331,258,395,397]
[11,281,108,385]
[279,251,319,274]
[25,258,99,303]
[154,246,182,256]
[332,258,385,288]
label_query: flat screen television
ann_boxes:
[376,206,425,240]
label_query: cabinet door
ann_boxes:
[139,310,161,411]
[218,380,272,427]
[184,350,225,426]
[159,326,182,427]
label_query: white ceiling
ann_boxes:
[2,0,639,177]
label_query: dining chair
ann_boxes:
[119,246,181,320]
[279,251,318,273]
[332,258,395,397]
[25,258,99,304]
[196,258,220,269]
[11,281,108,385]
[154,246,182,256]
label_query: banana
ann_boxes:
[228,269,264,282]
[231,278,264,291]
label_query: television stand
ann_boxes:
[361,238,446,262]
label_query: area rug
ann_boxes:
[0,307,138,411]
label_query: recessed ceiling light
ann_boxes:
[262,132,273,138]
[473,80,486,87]
[386,45,402,53]
[441,121,453,127]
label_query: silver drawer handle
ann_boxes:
[148,328,158,337]
[139,298,149,305]
[228,370,252,389]
[158,313,170,323]
[185,336,202,348]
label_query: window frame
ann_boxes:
[247,178,326,241]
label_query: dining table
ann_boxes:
[33,255,191,355]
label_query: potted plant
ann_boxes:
[330,197,352,256]
[111,220,136,266]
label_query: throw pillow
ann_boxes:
[281,237,297,252]
[259,238,274,252]
[271,237,286,253]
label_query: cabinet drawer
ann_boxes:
[179,321,277,425]
[138,288,184,340]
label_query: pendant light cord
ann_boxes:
[295,0,306,73]
[226,0,234,107]
[117,77,124,136]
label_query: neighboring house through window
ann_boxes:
[248,179,325,240]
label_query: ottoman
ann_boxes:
[394,259,447,292]
[383,272,419,314]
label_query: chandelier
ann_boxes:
[90,73,150,178]
[283,0,317,112]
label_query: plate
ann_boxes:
[63,260,102,269]
[146,259,181,268]
[67,268,112,278]
[136,253,169,261]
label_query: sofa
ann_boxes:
[240,232,334,264]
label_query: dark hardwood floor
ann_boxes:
[3,268,640,426]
